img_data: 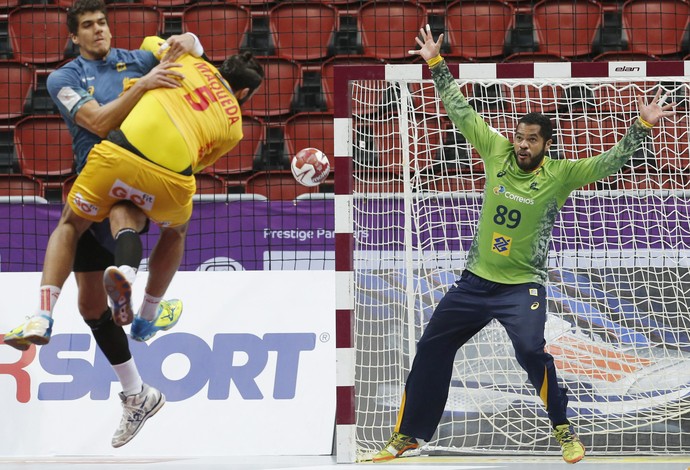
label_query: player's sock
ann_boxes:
[37,285,61,318]
[138,293,162,322]
[112,358,144,396]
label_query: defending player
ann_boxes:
[373,26,677,464]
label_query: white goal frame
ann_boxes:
[332,60,690,463]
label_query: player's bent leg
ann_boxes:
[130,299,183,342]
[111,383,166,448]
[553,423,585,464]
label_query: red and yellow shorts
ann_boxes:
[67,140,195,227]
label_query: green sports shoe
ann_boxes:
[130,299,183,342]
[553,423,585,464]
[372,432,419,463]
[3,314,53,351]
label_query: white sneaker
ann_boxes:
[111,383,165,448]
[104,266,134,326]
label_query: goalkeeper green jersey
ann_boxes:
[430,60,652,285]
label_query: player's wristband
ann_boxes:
[638,117,654,128]
[185,32,204,57]
[426,55,444,68]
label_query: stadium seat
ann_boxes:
[618,166,684,190]
[501,52,568,62]
[0,0,19,10]
[245,170,317,200]
[557,114,625,159]
[106,5,163,51]
[654,113,690,171]
[241,58,299,117]
[320,55,384,113]
[445,0,515,60]
[141,0,190,8]
[14,115,74,177]
[418,174,486,193]
[533,0,604,58]
[358,0,427,60]
[195,172,226,194]
[284,112,334,172]
[0,61,32,121]
[8,6,68,64]
[503,82,559,114]
[353,172,405,193]
[204,115,264,176]
[592,51,660,61]
[181,3,250,62]
[622,0,690,56]
[269,2,337,62]
[0,174,43,198]
[591,79,650,114]
[61,173,76,203]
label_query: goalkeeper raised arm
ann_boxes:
[373,25,677,465]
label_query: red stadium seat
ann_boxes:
[622,0,690,56]
[245,170,317,200]
[106,5,163,51]
[618,167,686,190]
[446,0,515,60]
[0,174,44,198]
[8,6,68,64]
[181,3,250,62]
[557,114,625,159]
[204,115,264,175]
[320,55,384,113]
[418,174,486,193]
[141,0,190,8]
[533,0,603,58]
[14,115,74,177]
[241,58,299,117]
[502,82,559,114]
[269,2,337,61]
[0,61,32,120]
[284,112,334,171]
[654,114,690,171]
[358,0,427,60]
[592,51,660,61]
[195,172,226,194]
[0,0,19,9]
[502,52,568,62]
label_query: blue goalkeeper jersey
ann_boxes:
[47,47,158,172]
[430,59,652,285]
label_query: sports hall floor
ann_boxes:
[1,455,689,469]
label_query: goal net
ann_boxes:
[333,62,690,461]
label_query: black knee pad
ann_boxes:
[114,228,143,269]
[85,308,131,365]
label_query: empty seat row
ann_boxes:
[3,0,689,64]
[2,111,334,177]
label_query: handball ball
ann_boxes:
[291,147,330,187]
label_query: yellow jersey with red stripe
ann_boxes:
[121,42,243,174]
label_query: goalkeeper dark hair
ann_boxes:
[518,112,553,142]
[67,0,108,35]
[218,52,265,106]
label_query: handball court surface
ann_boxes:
[1,455,689,469]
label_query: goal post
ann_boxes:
[333,60,690,462]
